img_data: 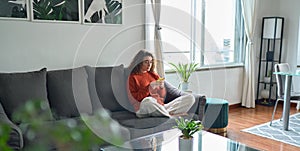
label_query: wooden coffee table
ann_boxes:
[102,128,260,151]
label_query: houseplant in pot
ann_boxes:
[264,70,272,83]
[173,117,203,151]
[169,62,198,91]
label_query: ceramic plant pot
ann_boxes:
[181,82,189,91]
[179,136,193,151]
[261,89,270,99]
[264,77,271,83]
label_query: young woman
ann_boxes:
[127,49,195,118]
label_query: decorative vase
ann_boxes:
[181,82,189,91]
[179,136,193,151]
[260,89,270,99]
[264,77,271,83]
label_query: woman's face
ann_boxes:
[141,56,153,73]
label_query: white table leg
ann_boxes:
[283,75,292,130]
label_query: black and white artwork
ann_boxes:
[83,0,122,24]
[0,0,28,19]
[31,0,80,22]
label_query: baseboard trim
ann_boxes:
[229,103,241,110]
[229,102,298,109]
[278,101,298,107]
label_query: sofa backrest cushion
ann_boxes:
[86,65,133,112]
[0,68,53,121]
[46,66,93,120]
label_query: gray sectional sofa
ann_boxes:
[0,65,206,150]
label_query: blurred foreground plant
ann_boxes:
[0,123,13,151]
[11,100,123,151]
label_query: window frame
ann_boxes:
[145,0,245,71]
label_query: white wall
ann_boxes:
[278,0,300,92]
[255,0,300,70]
[0,0,244,105]
[166,67,244,105]
[172,0,300,105]
[278,0,300,69]
[3,0,299,105]
[255,0,300,92]
[298,18,300,66]
[0,0,146,72]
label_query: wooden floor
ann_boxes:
[227,103,300,151]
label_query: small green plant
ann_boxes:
[169,62,198,83]
[173,117,203,139]
[169,62,198,89]
[267,70,272,77]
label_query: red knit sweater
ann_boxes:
[127,71,166,111]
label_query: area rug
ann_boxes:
[242,113,300,148]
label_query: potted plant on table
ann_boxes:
[173,117,203,151]
[169,62,198,91]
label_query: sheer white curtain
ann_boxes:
[151,0,165,77]
[241,0,258,108]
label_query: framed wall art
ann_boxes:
[31,0,81,23]
[83,0,122,25]
[0,0,29,20]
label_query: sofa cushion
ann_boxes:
[47,66,93,119]
[0,68,52,121]
[86,65,133,112]
[110,111,137,121]
[118,117,171,129]
[118,113,197,129]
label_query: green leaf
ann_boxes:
[104,0,122,24]
[11,100,123,150]
[0,124,13,151]
[33,0,66,20]
[169,62,198,84]
[173,117,203,139]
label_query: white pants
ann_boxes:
[136,94,195,118]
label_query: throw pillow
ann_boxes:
[46,66,93,119]
[86,65,133,112]
[0,68,53,121]
[164,81,184,104]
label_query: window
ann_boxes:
[145,0,245,70]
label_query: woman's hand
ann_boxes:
[150,80,164,89]
[149,80,166,102]
[150,93,164,104]
[157,80,164,88]
[149,86,158,96]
